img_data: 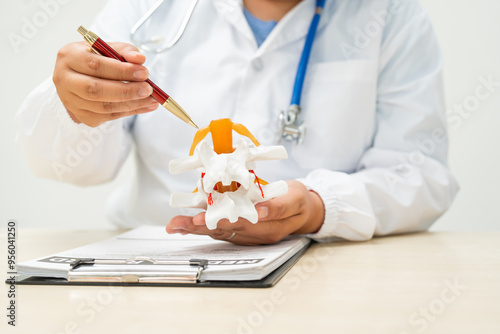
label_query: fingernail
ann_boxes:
[193,215,205,226]
[133,69,149,80]
[168,228,184,234]
[147,103,158,111]
[126,51,144,60]
[139,85,153,97]
[170,224,187,230]
[257,206,268,219]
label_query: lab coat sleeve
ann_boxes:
[15,0,153,186]
[298,1,459,242]
[16,78,133,186]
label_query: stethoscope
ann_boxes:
[131,0,326,143]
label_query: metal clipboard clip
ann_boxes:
[68,257,208,284]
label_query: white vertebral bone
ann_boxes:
[169,139,288,230]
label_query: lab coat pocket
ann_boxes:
[308,59,377,83]
[289,60,378,172]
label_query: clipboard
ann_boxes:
[12,244,309,288]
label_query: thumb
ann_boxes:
[256,198,291,222]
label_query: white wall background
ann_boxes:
[0,0,499,231]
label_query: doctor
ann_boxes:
[16,0,458,245]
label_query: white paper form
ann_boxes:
[17,226,310,281]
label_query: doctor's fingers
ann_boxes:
[219,215,305,242]
[62,93,158,115]
[66,106,156,128]
[188,215,301,245]
[61,70,154,103]
[56,42,149,82]
[169,217,265,246]
[192,221,298,246]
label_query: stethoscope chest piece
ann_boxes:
[278,104,306,144]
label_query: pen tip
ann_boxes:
[162,97,199,130]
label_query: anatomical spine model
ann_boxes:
[169,119,289,230]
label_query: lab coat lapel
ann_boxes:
[258,0,316,55]
[211,0,255,44]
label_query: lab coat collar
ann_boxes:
[211,0,253,42]
[211,0,333,56]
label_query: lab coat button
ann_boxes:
[251,58,263,71]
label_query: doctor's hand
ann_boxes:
[166,181,325,245]
[53,42,159,127]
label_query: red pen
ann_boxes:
[77,26,198,129]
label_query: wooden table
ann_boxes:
[2,230,499,334]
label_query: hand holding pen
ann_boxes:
[52,27,197,128]
[53,39,159,127]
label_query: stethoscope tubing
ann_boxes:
[290,0,326,107]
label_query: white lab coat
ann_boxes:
[16,0,458,241]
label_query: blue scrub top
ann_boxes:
[243,8,277,47]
